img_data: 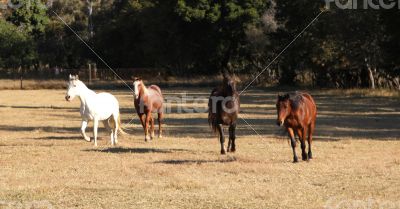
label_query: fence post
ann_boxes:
[18,66,23,90]
[93,63,97,80]
[88,63,92,84]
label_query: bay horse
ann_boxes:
[276,92,317,163]
[208,74,240,154]
[65,74,124,146]
[133,77,164,141]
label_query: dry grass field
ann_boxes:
[0,87,399,209]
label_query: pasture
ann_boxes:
[0,88,399,208]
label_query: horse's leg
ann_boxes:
[150,115,155,140]
[227,135,231,152]
[227,124,231,152]
[157,112,163,138]
[139,113,145,128]
[103,119,114,145]
[217,124,226,155]
[110,130,114,146]
[298,128,308,161]
[81,120,90,142]
[144,112,151,142]
[288,128,298,163]
[308,122,315,159]
[93,119,99,146]
[228,123,236,152]
[112,114,118,145]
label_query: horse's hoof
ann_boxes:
[221,150,226,155]
[145,136,151,142]
[158,135,163,139]
[293,157,298,163]
[85,137,91,142]
[230,148,236,153]
[308,152,313,159]
[302,153,308,161]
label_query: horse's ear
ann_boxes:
[284,94,290,99]
[132,76,141,81]
[222,70,231,80]
[69,74,72,80]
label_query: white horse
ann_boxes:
[65,74,123,146]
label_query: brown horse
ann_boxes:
[208,74,240,154]
[133,77,164,141]
[276,92,317,163]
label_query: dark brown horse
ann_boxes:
[133,77,164,141]
[208,74,240,154]
[276,92,317,163]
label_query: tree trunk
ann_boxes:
[367,65,375,89]
[393,77,400,90]
[18,66,23,90]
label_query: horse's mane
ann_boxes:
[289,92,307,110]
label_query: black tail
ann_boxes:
[208,88,218,133]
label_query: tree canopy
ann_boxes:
[0,0,399,89]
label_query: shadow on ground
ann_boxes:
[154,158,237,165]
[1,88,399,141]
[82,147,192,154]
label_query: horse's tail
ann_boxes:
[117,114,127,135]
[208,113,217,133]
[208,89,218,133]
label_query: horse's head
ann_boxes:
[132,77,143,100]
[227,79,237,92]
[223,74,238,94]
[276,93,291,126]
[65,74,83,101]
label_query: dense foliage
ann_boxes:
[0,0,399,88]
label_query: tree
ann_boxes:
[0,19,36,68]
[0,19,36,83]
[175,0,274,73]
[7,0,49,38]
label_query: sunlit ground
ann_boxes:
[0,88,399,208]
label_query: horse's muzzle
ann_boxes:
[277,120,284,127]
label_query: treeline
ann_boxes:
[0,0,399,89]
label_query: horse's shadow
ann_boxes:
[82,147,191,154]
[0,125,77,133]
[34,136,83,140]
[154,157,237,165]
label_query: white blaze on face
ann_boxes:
[133,81,140,99]
[66,76,79,101]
